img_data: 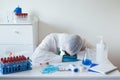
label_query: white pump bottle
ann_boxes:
[96,36,108,64]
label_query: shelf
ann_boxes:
[0,22,32,25]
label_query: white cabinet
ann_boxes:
[0,23,38,57]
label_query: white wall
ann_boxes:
[0,0,120,69]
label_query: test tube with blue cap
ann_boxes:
[58,64,79,72]
[68,64,79,72]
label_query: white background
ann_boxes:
[0,0,120,70]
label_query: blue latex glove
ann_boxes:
[41,65,59,74]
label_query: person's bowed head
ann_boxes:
[60,34,83,56]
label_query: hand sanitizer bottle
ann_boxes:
[96,36,108,64]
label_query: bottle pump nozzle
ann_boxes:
[97,36,103,44]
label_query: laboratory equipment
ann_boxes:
[58,64,79,72]
[14,6,22,14]
[68,64,79,72]
[13,6,29,23]
[96,36,108,64]
[0,55,32,74]
[82,48,92,71]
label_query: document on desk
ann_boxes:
[90,63,118,74]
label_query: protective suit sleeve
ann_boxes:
[31,34,62,66]
[31,50,62,66]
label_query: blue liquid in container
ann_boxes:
[82,59,92,66]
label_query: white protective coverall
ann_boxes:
[31,33,94,65]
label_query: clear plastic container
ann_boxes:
[13,13,30,23]
[81,48,92,72]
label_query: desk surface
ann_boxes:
[0,61,120,79]
[0,67,119,78]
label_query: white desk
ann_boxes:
[0,62,120,80]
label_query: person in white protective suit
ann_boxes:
[31,33,95,65]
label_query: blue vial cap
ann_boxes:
[74,68,79,72]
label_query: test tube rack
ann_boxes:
[0,55,32,74]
